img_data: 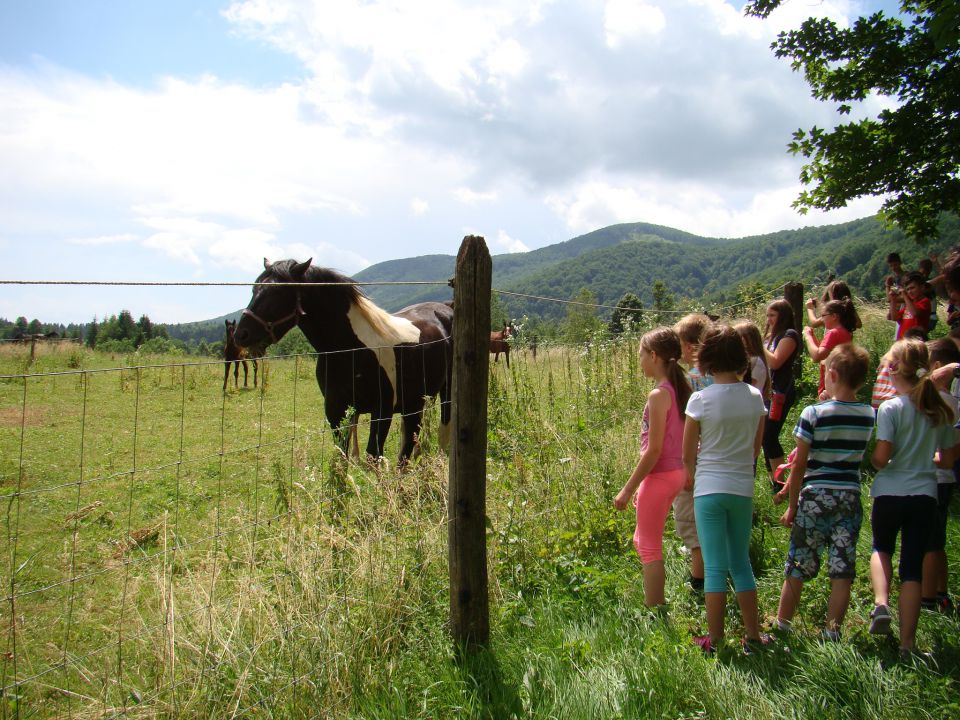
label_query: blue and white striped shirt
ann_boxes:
[793,400,875,492]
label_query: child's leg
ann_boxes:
[634,469,686,607]
[870,552,894,607]
[870,497,899,607]
[724,494,760,640]
[694,494,730,641]
[824,489,861,631]
[673,488,704,584]
[778,576,804,625]
[897,496,937,650]
[922,484,953,601]
[826,579,852,631]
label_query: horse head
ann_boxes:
[233,258,311,349]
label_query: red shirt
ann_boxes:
[894,296,931,339]
[815,327,853,395]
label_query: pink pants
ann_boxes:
[634,468,687,563]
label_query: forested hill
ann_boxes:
[354,214,960,318]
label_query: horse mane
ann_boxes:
[263,260,420,346]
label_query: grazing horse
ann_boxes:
[489,323,513,367]
[233,259,453,464]
[223,319,258,390]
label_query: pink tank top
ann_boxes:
[640,380,684,473]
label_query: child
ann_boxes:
[869,339,956,657]
[673,313,714,593]
[805,280,862,331]
[776,345,875,640]
[762,300,801,490]
[734,320,770,398]
[887,271,932,340]
[802,298,854,399]
[682,324,768,654]
[614,328,692,609]
[921,339,960,613]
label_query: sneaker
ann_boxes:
[936,595,955,615]
[820,628,841,643]
[899,648,936,666]
[743,633,773,656]
[869,604,892,635]
[692,635,716,656]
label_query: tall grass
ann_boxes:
[1,303,958,719]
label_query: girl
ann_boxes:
[805,280,862,331]
[803,298,854,399]
[734,320,770,398]
[869,339,956,657]
[762,300,801,490]
[682,324,767,654]
[614,328,692,609]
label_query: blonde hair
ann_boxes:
[825,344,869,390]
[887,339,953,426]
[674,313,712,346]
[733,320,770,397]
[640,327,692,414]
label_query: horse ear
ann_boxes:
[263,258,271,269]
[291,258,312,279]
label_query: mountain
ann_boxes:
[354,214,959,319]
[163,213,960,338]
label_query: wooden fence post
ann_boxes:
[449,235,491,648]
[784,282,804,334]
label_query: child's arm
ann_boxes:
[614,388,670,510]
[934,441,958,469]
[802,326,832,362]
[872,440,894,470]
[765,334,798,370]
[780,439,809,527]
[805,298,824,328]
[681,416,700,491]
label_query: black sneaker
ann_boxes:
[869,604,892,635]
[743,633,773,656]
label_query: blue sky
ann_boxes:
[0,0,904,324]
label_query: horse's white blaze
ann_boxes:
[347,298,421,408]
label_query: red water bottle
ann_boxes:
[769,392,786,421]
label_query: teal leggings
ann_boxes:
[694,493,756,594]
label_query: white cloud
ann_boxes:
[494,229,530,253]
[604,0,667,47]
[66,233,138,246]
[411,197,430,216]
[454,187,498,204]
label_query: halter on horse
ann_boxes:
[233,258,453,464]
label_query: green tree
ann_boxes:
[651,280,675,325]
[14,316,28,335]
[27,318,42,334]
[745,0,960,241]
[608,292,645,335]
[137,314,154,342]
[564,287,603,343]
[85,318,99,348]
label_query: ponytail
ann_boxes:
[641,327,692,416]
[666,359,693,416]
[909,375,954,426]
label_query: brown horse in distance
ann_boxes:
[490,323,513,367]
[224,319,258,390]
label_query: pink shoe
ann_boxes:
[693,635,716,655]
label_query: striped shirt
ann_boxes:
[793,400,875,491]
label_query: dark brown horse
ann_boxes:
[233,259,453,464]
[490,323,513,367]
[223,319,258,390]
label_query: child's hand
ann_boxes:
[780,507,795,528]
[613,489,631,511]
[773,485,789,505]
[805,297,816,309]
[684,469,694,491]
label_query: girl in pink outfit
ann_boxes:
[614,327,692,609]
[803,298,854,398]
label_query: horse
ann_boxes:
[233,258,453,465]
[223,319,258,391]
[489,323,513,367]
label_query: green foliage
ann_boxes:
[269,326,314,356]
[563,288,604,343]
[745,0,960,242]
[651,280,675,324]
[608,292,644,336]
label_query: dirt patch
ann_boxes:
[0,406,47,427]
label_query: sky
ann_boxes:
[0,0,904,324]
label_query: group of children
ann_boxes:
[613,301,959,659]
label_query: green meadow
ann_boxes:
[1,303,958,719]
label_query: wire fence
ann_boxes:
[0,272,822,717]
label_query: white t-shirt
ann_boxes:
[872,394,956,498]
[686,382,766,498]
[747,356,768,396]
[937,390,960,485]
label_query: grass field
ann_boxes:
[1,310,959,719]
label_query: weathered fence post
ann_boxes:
[784,282,804,334]
[449,235,491,648]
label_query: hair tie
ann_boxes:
[916,367,928,378]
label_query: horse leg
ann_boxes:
[233,360,240,389]
[326,403,351,458]
[223,360,229,391]
[349,410,360,459]
[505,347,510,368]
[367,415,392,460]
[399,409,424,468]
[252,359,258,388]
[241,359,249,387]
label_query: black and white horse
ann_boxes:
[233,259,453,464]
